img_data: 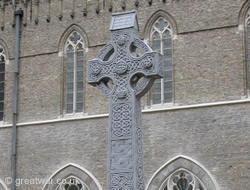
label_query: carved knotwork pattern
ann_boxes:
[112,75,132,102]
[133,38,150,53]
[134,77,151,95]
[113,34,130,45]
[97,81,112,97]
[110,172,133,190]
[88,32,161,101]
[135,100,144,190]
[98,43,114,60]
[113,88,132,102]
[111,139,133,170]
[111,103,132,137]
[89,53,156,83]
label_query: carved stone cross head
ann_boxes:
[88,10,163,190]
[88,11,163,99]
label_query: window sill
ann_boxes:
[0,121,12,128]
[143,102,174,110]
[60,112,88,119]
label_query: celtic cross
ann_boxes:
[88,11,163,190]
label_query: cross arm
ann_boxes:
[87,59,114,86]
[129,51,163,79]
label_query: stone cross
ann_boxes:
[88,11,163,190]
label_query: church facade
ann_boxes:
[0,0,249,190]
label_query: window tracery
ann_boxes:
[64,31,85,114]
[150,17,173,104]
[163,169,206,190]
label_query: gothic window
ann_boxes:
[0,45,5,121]
[64,31,85,114]
[246,8,250,93]
[150,17,173,104]
[163,169,206,190]
[55,176,90,190]
[42,163,103,190]
[146,156,219,190]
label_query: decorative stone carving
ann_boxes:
[110,172,133,190]
[88,10,163,190]
[111,139,133,170]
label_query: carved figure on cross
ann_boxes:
[88,11,163,190]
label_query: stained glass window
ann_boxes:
[164,170,206,190]
[247,9,250,92]
[65,31,85,114]
[150,17,173,104]
[0,45,5,121]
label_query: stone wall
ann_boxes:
[0,0,248,123]
[0,102,249,189]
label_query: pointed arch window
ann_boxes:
[150,17,173,104]
[246,8,250,93]
[0,45,5,121]
[42,163,103,190]
[64,31,85,114]
[146,156,219,190]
